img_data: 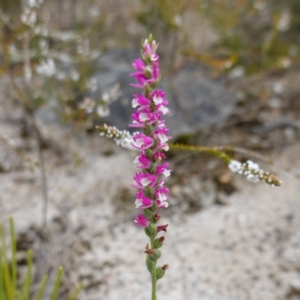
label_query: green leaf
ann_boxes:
[144,227,152,237]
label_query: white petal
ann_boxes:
[160,200,169,208]
[135,199,143,208]
[151,54,158,61]
[163,169,171,177]
[133,156,139,164]
[246,174,259,183]
[134,138,144,147]
[158,192,167,201]
[159,106,170,115]
[157,133,169,143]
[139,113,150,122]
[153,95,163,105]
[141,178,152,186]
[132,98,139,108]
[161,144,169,151]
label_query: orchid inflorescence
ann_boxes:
[95,34,282,300]
[129,35,171,299]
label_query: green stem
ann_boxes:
[150,234,157,300]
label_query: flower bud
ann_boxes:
[156,265,167,280]
[153,213,161,222]
[148,34,153,43]
[154,236,165,248]
[154,249,161,259]
[146,256,155,273]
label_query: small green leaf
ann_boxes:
[144,227,152,237]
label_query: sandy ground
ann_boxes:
[1,94,300,300]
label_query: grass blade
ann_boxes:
[21,250,33,300]
[34,275,48,300]
[67,282,84,300]
[9,216,17,294]
[50,266,63,300]
[0,249,4,300]
[0,224,13,300]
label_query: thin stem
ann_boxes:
[150,233,157,300]
[26,110,49,229]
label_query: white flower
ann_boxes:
[247,160,260,171]
[228,160,242,173]
[36,59,56,77]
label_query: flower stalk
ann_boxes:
[130,35,171,300]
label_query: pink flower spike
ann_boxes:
[132,133,154,150]
[153,95,163,105]
[135,191,153,209]
[156,199,169,209]
[153,152,166,161]
[132,58,146,72]
[156,162,171,177]
[132,172,157,189]
[157,224,169,232]
[156,105,170,115]
[130,73,148,86]
[134,213,150,227]
[134,153,151,169]
[154,126,171,144]
[155,186,169,201]
[156,140,169,151]
[150,89,165,101]
[151,53,159,62]
[132,94,151,110]
[144,43,152,57]
[130,111,144,128]
[152,65,159,80]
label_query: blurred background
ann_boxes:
[0,0,300,299]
